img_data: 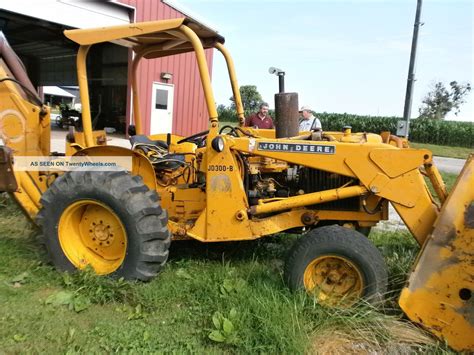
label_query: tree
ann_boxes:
[229,85,263,116]
[418,81,471,120]
[217,103,236,122]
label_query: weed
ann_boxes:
[61,266,140,306]
[209,308,239,344]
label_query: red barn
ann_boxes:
[120,0,214,136]
[0,0,215,137]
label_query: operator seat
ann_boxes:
[129,135,168,150]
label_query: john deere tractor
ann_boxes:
[0,19,472,351]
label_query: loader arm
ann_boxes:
[399,155,474,352]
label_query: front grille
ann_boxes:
[299,168,360,211]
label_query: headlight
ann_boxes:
[211,136,225,152]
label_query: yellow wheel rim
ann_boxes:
[58,200,127,275]
[303,255,364,307]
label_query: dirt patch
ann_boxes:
[309,319,435,354]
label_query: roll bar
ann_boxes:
[73,21,244,147]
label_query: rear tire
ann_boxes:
[356,226,372,237]
[37,170,170,281]
[284,225,387,306]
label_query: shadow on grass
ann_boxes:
[168,234,297,264]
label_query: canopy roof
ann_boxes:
[64,18,225,59]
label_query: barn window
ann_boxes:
[155,89,168,110]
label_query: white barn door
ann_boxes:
[150,82,174,134]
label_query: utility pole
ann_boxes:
[402,0,423,138]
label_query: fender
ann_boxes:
[74,145,158,191]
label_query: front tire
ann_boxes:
[37,170,170,281]
[284,225,387,306]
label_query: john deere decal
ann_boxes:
[257,142,336,154]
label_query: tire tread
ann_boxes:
[284,225,387,304]
[37,169,170,281]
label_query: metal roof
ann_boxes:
[43,86,76,98]
[0,10,76,60]
[162,0,219,33]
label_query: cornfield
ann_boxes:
[319,113,473,148]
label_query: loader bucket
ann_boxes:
[399,155,474,352]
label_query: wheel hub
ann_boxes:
[90,221,115,246]
[304,255,364,306]
[58,200,127,275]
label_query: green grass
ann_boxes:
[410,142,472,159]
[220,120,239,129]
[439,171,458,191]
[0,192,454,353]
[424,171,458,203]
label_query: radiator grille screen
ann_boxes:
[298,168,360,211]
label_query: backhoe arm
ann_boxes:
[0,31,50,218]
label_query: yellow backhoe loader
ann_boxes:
[0,19,472,351]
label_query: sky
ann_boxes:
[170,0,473,121]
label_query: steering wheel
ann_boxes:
[219,125,240,137]
[177,129,210,146]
